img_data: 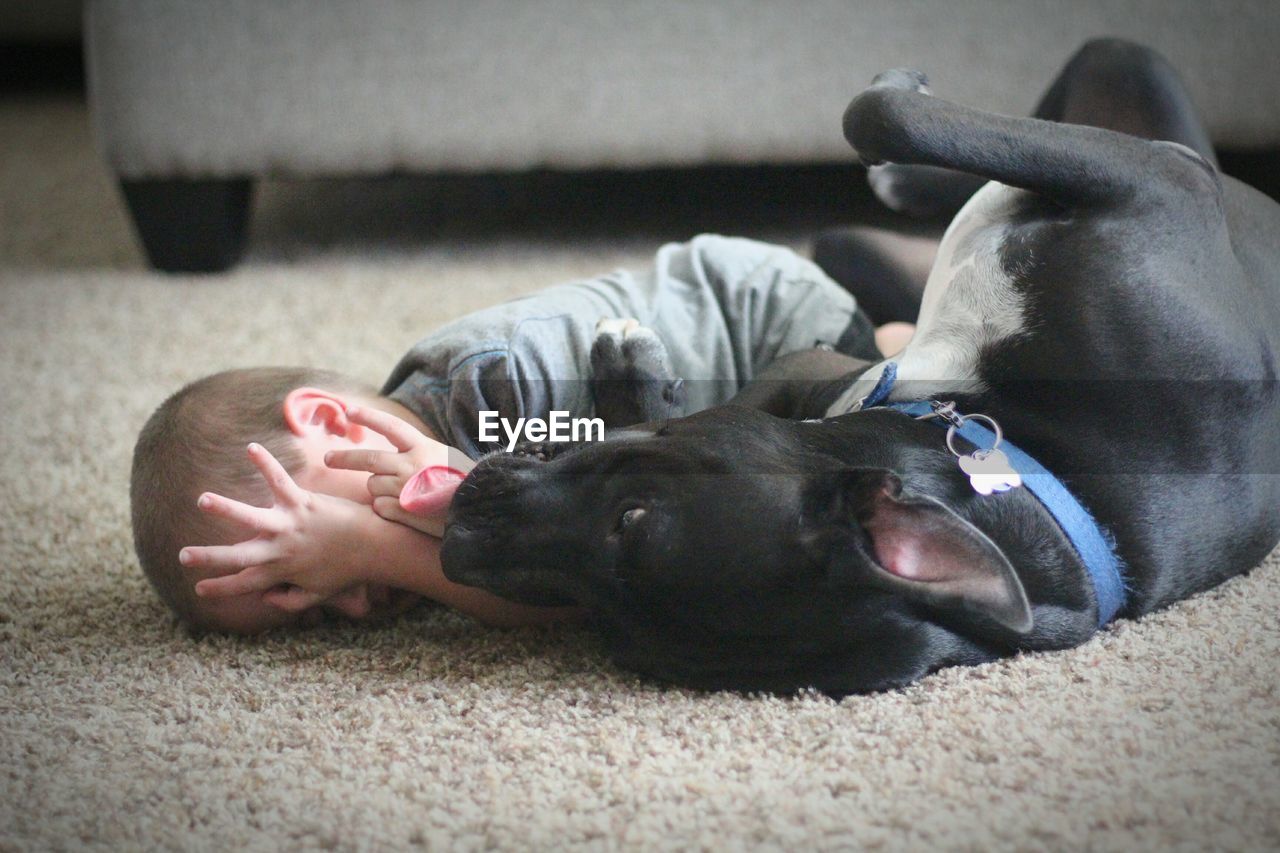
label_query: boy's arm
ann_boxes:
[324,407,579,625]
[185,443,580,626]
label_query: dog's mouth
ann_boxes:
[509,442,558,462]
[506,424,654,464]
[505,435,597,463]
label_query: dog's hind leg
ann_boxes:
[845,61,1215,211]
[861,39,1215,218]
[1032,38,1216,166]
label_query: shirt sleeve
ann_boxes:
[383,307,601,459]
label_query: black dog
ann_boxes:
[441,40,1280,696]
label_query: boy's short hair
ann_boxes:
[130,367,379,628]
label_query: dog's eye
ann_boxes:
[617,507,647,532]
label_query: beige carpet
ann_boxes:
[3,95,1279,852]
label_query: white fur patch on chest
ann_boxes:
[826,182,1030,417]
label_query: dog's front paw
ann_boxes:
[590,318,684,426]
[869,68,931,95]
[866,164,911,212]
[591,318,674,381]
[844,69,932,167]
[866,163,955,218]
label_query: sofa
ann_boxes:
[85,0,1280,272]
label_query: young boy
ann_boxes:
[131,235,912,634]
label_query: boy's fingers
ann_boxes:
[366,474,405,498]
[262,585,324,613]
[247,443,304,507]
[196,492,286,533]
[192,564,278,599]
[346,406,422,453]
[373,495,445,538]
[325,448,401,475]
[181,540,277,573]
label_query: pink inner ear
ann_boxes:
[863,495,954,582]
[856,485,1030,631]
[399,466,467,516]
[867,516,934,580]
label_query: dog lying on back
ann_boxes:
[441,40,1280,696]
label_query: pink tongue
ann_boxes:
[399,466,468,516]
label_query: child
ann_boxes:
[131,235,912,634]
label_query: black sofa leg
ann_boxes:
[120,178,253,273]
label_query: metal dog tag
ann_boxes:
[957,448,1022,495]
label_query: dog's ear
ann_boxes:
[802,468,1032,633]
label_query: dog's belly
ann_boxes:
[827,181,1030,415]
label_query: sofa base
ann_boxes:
[120,178,252,273]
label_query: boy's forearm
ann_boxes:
[355,509,583,627]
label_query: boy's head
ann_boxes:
[131,367,418,634]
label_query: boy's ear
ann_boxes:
[282,387,363,440]
[802,468,1033,633]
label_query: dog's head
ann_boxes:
[442,406,1032,695]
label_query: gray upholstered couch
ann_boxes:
[86,0,1280,271]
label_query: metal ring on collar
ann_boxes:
[944,413,1004,458]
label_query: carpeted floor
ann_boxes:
[2,95,1279,852]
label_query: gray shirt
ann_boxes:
[382,235,856,457]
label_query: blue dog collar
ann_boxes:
[858,363,1126,627]
[859,361,898,410]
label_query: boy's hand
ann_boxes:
[325,406,473,537]
[182,443,373,612]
